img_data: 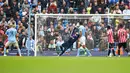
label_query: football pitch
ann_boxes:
[0,57,130,73]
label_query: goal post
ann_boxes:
[34,14,130,56]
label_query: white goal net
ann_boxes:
[34,14,130,56]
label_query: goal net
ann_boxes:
[34,14,130,56]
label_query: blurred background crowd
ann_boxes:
[0,0,130,54]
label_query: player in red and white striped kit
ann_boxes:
[117,24,130,57]
[107,26,115,57]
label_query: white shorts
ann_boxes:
[5,41,19,47]
[79,36,86,45]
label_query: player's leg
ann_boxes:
[111,43,116,56]
[80,43,91,56]
[14,42,21,56]
[65,48,70,55]
[3,41,10,56]
[59,47,66,56]
[56,46,61,55]
[123,42,130,56]
[76,48,80,56]
[59,39,74,56]
[118,43,122,57]
[76,48,86,56]
[59,34,80,56]
[0,41,4,54]
[108,43,115,57]
[84,47,92,56]
[108,43,111,56]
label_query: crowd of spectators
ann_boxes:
[0,0,130,53]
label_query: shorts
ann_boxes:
[5,41,19,48]
[109,43,114,48]
[118,42,127,49]
[79,36,86,45]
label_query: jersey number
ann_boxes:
[10,31,14,36]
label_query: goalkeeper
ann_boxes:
[58,27,80,56]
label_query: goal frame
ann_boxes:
[34,14,130,56]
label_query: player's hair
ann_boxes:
[79,21,83,25]
[9,23,15,28]
[107,25,111,30]
[119,24,123,28]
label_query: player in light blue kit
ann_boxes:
[4,23,21,56]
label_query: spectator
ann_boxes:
[98,7,104,14]
[21,17,28,29]
[123,5,130,20]
[86,31,94,50]
[91,0,99,14]
[85,0,91,8]
[39,0,48,11]
[33,0,38,5]
[59,8,65,14]
[48,2,57,14]
[60,1,68,13]
[42,9,47,14]
[22,0,30,11]
[26,24,34,38]
[113,5,122,14]
[8,17,16,26]
[0,0,3,6]
[0,10,5,21]
[57,0,63,9]
[98,1,107,14]
[108,0,119,5]
[26,36,35,56]
[37,1,42,13]
[78,1,85,13]
[87,3,92,14]
[18,31,27,49]
[38,25,44,37]
[82,8,87,14]
[2,2,8,12]
[69,0,75,7]
[68,7,74,14]
[32,6,40,14]
[5,6,12,20]
[119,1,125,11]
[11,1,19,17]
[0,18,7,27]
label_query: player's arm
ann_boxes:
[117,30,120,37]
[3,30,8,40]
[16,33,19,41]
[125,30,127,38]
[106,31,109,36]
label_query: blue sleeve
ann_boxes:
[84,28,86,32]
[15,29,17,35]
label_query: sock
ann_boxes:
[18,48,21,56]
[118,49,120,55]
[4,47,6,55]
[60,46,63,51]
[112,49,115,56]
[59,48,66,56]
[125,49,129,53]
[76,49,80,56]
[85,48,91,56]
[108,49,111,56]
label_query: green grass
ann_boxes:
[0,56,130,73]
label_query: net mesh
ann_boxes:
[35,14,130,56]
